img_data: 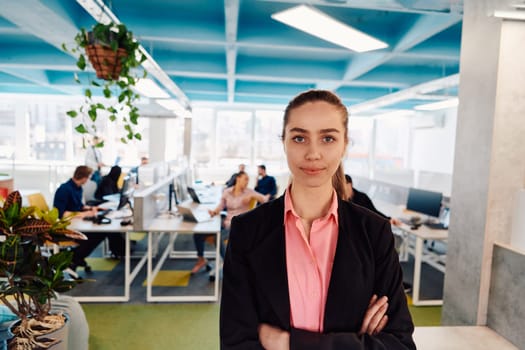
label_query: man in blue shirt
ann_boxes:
[254,164,277,200]
[54,165,124,274]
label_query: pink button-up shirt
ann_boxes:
[284,189,339,332]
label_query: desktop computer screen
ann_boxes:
[406,187,443,218]
[117,175,135,211]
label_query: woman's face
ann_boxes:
[236,174,249,189]
[283,101,347,191]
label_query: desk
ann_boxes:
[69,213,146,302]
[375,201,448,306]
[396,223,447,306]
[144,214,221,302]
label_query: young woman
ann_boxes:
[220,90,415,349]
[191,171,270,274]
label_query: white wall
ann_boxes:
[410,109,457,174]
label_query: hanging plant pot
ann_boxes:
[64,22,147,143]
[85,44,127,80]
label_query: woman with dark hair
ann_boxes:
[220,90,415,349]
[94,165,122,200]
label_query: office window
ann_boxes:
[346,118,373,176]
[191,108,215,166]
[29,104,70,161]
[0,107,15,160]
[254,110,285,170]
[216,110,252,167]
[374,117,410,171]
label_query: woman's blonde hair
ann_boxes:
[281,89,348,199]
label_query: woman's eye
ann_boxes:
[292,136,305,143]
[322,136,335,143]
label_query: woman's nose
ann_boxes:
[305,143,321,160]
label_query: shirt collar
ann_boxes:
[284,186,339,224]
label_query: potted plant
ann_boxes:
[63,22,147,144]
[0,191,86,349]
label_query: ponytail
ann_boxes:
[332,164,347,200]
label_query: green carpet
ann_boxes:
[83,302,440,350]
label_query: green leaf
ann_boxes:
[129,110,139,124]
[77,54,86,70]
[109,115,116,122]
[73,73,80,84]
[66,110,77,118]
[91,80,100,87]
[75,124,88,134]
[85,89,92,98]
[134,133,142,140]
[103,87,111,98]
[88,107,97,121]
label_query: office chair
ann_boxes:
[27,192,50,212]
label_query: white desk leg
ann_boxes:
[214,230,220,301]
[412,237,423,305]
[147,231,153,301]
[124,232,130,301]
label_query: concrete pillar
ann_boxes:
[442,0,525,325]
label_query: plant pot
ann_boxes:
[8,314,69,350]
[85,44,127,80]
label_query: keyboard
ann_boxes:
[86,199,108,206]
[97,209,112,216]
[424,222,448,230]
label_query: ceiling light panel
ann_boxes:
[414,97,458,111]
[271,5,388,53]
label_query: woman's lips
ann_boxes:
[301,167,324,175]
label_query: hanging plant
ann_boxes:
[63,22,147,144]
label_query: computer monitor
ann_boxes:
[117,175,134,211]
[177,173,189,202]
[168,182,178,212]
[406,187,443,218]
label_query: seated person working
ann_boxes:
[225,163,245,188]
[53,165,125,274]
[254,164,277,200]
[94,165,122,200]
[191,171,270,274]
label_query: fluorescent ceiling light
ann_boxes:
[156,99,191,118]
[494,10,525,21]
[271,5,388,53]
[134,78,170,99]
[415,97,458,111]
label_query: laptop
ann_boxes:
[176,205,212,223]
[187,186,216,204]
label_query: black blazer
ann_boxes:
[220,195,415,350]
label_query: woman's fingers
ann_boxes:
[366,301,388,335]
[359,295,388,335]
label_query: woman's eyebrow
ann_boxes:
[289,127,307,133]
[288,127,341,133]
[320,128,340,134]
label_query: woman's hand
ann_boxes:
[359,294,389,336]
[208,209,219,217]
[258,323,289,350]
[390,218,402,227]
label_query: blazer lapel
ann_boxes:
[248,201,290,329]
[323,201,369,331]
